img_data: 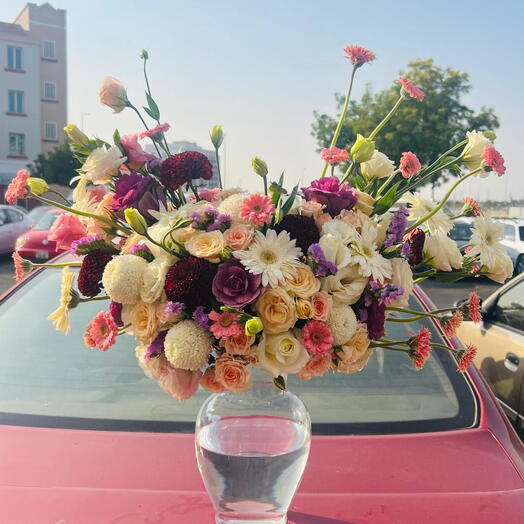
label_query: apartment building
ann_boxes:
[0,3,66,199]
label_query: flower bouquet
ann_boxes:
[8,45,510,524]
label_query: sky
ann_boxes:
[2,0,523,201]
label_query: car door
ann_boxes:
[0,210,14,253]
[501,224,519,266]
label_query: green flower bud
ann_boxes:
[64,124,90,147]
[252,157,268,177]
[140,49,149,60]
[124,208,148,235]
[245,317,264,336]
[210,125,224,149]
[27,177,49,196]
[350,134,375,163]
[483,131,497,141]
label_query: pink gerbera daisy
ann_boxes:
[399,151,421,178]
[5,169,30,205]
[467,292,482,323]
[208,310,243,338]
[397,77,425,101]
[481,146,506,175]
[441,311,463,338]
[84,311,118,351]
[408,327,432,370]
[320,146,349,165]
[12,251,28,283]
[139,122,170,139]
[343,45,376,67]
[456,344,477,372]
[462,196,481,217]
[239,194,275,227]
[301,320,334,355]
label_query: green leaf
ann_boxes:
[280,184,299,217]
[373,181,401,215]
[270,172,286,207]
[145,91,160,120]
[113,128,121,146]
[273,375,286,391]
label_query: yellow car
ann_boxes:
[456,273,524,436]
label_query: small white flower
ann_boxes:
[82,145,126,184]
[463,131,492,176]
[423,234,463,271]
[256,332,309,378]
[469,216,509,271]
[403,192,453,234]
[140,258,171,304]
[360,150,395,179]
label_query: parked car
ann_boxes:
[498,218,524,274]
[0,262,522,523]
[457,273,524,438]
[0,204,33,255]
[448,218,473,249]
[14,209,65,261]
[26,205,53,226]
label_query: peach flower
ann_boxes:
[185,231,225,263]
[200,367,226,393]
[295,298,314,319]
[336,322,372,374]
[283,264,320,299]
[255,287,297,334]
[315,212,331,230]
[300,200,324,219]
[298,354,332,381]
[222,331,256,355]
[214,356,252,393]
[311,291,332,322]
[223,223,254,250]
[130,301,159,345]
[98,76,128,113]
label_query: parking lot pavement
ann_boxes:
[0,254,15,295]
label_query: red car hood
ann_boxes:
[19,229,57,249]
[0,424,522,523]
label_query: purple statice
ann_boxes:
[145,330,167,360]
[164,301,185,316]
[70,235,105,255]
[366,281,405,306]
[129,243,154,262]
[192,306,210,331]
[190,206,219,230]
[207,213,231,232]
[308,243,338,277]
[384,206,409,248]
[109,301,123,327]
[401,242,411,258]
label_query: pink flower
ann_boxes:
[441,311,463,338]
[158,366,202,400]
[200,366,226,393]
[12,251,26,283]
[222,331,255,356]
[311,291,332,322]
[343,45,376,66]
[98,77,128,113]
[315,212,331,230]
[196,187,222,203]
[88,185,107,203]
[462,196,482,217]
[139,123,170,140]
[481,146,506,175]
[300,201,324,219]
[239,194,275,227]
[408,327,432,370]
[298,354,332,381]
[467,292,482,323]
[84,311,118,351]
[224,223,255,250]
[301,320,334,355]
[457,344,477,372]
[208,310,243,338]
[214,355,252,393]
[320,146,349,166]
[5,169,30,204]
[120,133,149,170]
[399,151,421,178]
[48,213,86,251]
[398,77,425,101]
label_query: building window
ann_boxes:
[42,40,56,59]
[8,90,24,113]
[9,133,25,156]
[43,81,57,101]
[44,121,58,141]
[7,46,22,70]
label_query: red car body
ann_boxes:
[0,276,522,523]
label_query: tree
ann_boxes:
[312,58,499,188]
[28,142,81,186]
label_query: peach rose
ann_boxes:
[200,367,226,393]
[130,301,159,345]
[135,346,168,379]
[300,200,324,219]
[224,224,254,250]
[222,331,255,355]
[336,322,371,373]
[295,298,314,319]
[214,356,252,392]
[158,366,202,400]
[311,291,332,322]
[185,230,225,263]
[298,354,332,381]
[315,212,331,230]
[283,264,320,299]
[254,287,297,334]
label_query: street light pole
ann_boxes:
[80,112,90,132]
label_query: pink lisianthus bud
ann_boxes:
[48,213,86,251]
[98,77,129,113]
[120,134,149,170]
[158,366,202,400]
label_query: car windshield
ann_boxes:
[449,222,472,241]
[34,212,58,231]
[0,269,477,435]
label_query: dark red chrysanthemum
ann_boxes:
[403,227,425,266]
[78,250,113,298]
[164,256,217,309]
[159,151,213,191]
[273,214,320,254]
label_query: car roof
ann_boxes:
[496,218,524,225]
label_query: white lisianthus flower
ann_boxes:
[319,219,358,270]
[140,258,171,304]
[360,150,396,179]
[403,192,453,234]
[82,145,126,184]
[321,264,368,305]
[256,332,309,377]
[468,216,510,271]
[388,258,413,307]
[485,253,513,284]
[423,234,463,272]
[463,131,492,175]
[322,219,358,243]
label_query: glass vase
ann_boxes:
[195,368,311,524]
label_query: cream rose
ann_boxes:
[257,332,310,377]
[140,258,170,304]
[283,264,320,298]
[185,230,225,263]
[254,287,297,334]
[354,189,376,216]
[360,150,395,179]
[224,223,254,250]
[300,200,324,219]
[321,264,368,305]
[295,298,314,319]
[423,234,462,272]
[130,301,159,345]
[82,146,126,185]
[337,322,370,363]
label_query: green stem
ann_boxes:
[32,261,82,269]
[376,169,401,197]
[214,147,223,189]
[368,96,404,141]
[340,161,356,183]
[79,295,110,303]
[424,139,467,173]
[387,315,428,323]
[387,305,458,316]
[128,103,162,158]
[263,176,268,196]
[320,66,358,177]
[188,182,201,202]
[46,188,71,205]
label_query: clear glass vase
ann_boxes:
[195,368,311,524]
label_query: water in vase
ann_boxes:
[196,415,310,524]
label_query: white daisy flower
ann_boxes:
[234,229,302,288]
[403,192,452,234]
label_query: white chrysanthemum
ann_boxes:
[48,267,76,334]
[469,215,508,271]
[360,150,395,179]
[389,258,413,307]
[463,130,492,176]
[140,258,170,303]
[327,305,358,345]
[82,145,126,184]
[321,264,368,305]
[217,193,249,223]
[423,234,463,272]
[164,320,212,370]
[102,254,148,304]
[234,229,302,288]
[403,192,452,234]
[135,345,168,379]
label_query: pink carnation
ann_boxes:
[457,344,477,372]
[208,310,243,338]
[196,187,222,203]
[84,311,118,351]
[408,327,432,370]
[320,146,349,166]
[5,169,30,204]
[298,354,332,381]
[398,77,425,101]
[343,45,376,66]
[239,194,274,227]
[139,123,170,139]
[12,251,26,283]
[463,196,481,217]
[399,151,421,178]
[301,320,334,355]
[481,146,506,175]
[467,292,482,323]
[48,213,86,251]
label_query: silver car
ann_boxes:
[0,205,32,254]
[499,218,524,274]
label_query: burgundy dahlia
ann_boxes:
[302,177,357,217]
[159,151,213,191]
[403,227,425,266]
[164,256,217,309]
[273,214,320,254]
[78,250,114,298]
[212,259,262,309]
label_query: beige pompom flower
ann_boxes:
[102,254,148,304]
[164,320,212,370]
[327,305,358,346]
